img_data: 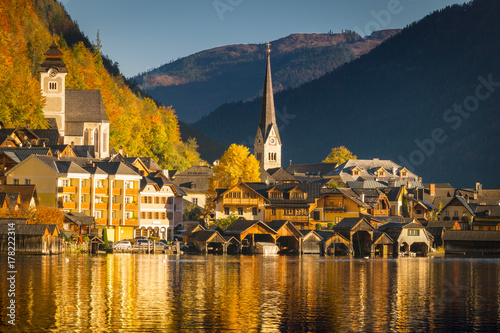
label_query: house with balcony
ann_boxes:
[138,173,185,241]
[310,188,391,227]
[5,156,142,241]
[214,181,267,221]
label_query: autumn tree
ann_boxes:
[322,146,357,165]
[206,144,261,212]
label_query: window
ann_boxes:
[147,212,153,219]
[291,192,304,199]
[174,204,177,211]
[378,171,385,177]
[60,179,70,187]
[141,212,146,219]
[416,209,422,215]
[48,81,57,90]
[154,212,159,219]
[401,171,407,177]
[408,229,420,236]
[257,153,262,161]
[271,208,276,216]
[454,211,459,217]
[237,207,243,215]
[125,197,132,204]
[252,207,258,215]
[270,192,282,199]
[94,211,101,219]
[60,195,70,203]
[268,152,277,161]
[154,197,160,204]
[141,196,146,204]
[335,216,341,223]
[24,179,31,185]
[312,211,320,220]
[296,208,307,216]
[13,179,19,185]
[126,212,133,219]
[193,198,198,205]
[95,180,103,188]
[284,209,295,216]
[445,211,450,217]
[224,207,230,215]
[161,197,167,204]
[353,170,359,176]
[161,212,166,219]
[125,181,133,189]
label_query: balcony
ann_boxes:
[95,218,107,225]
[223,198,260,205]
[81,187,90,194]
[62,201,76,209]
[95,203,107,210]
[81,202,90,210]
[125,219,138,226]
[125,204,138,210]
[95,187,107,195]
[111,219,121,225]
[58,186,76,194]
[125,188,138,195]
[324,205,346,212]
[112,188,121,195]
[112,203,121,210]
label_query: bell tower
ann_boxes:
[254,43,281,170]
[39,41,68,136]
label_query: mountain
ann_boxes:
[0,0,200,170]
[133,30,400,123]
[192,0,500,188]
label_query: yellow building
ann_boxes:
[214,181,267,221]
[5,156,141,241]
[439,195,474,229]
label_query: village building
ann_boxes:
[0,218,63,254]
[172,165,213,209]
[214,181,267,221]
[39,42,110,158]
[439,195,475,229]
[138,173,184,240]
[378,219,433,257]
[224,218,278,254]
[254,43,281,171]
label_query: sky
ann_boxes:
[63,0,468,78]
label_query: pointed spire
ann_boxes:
[259,42,278,139]
[39,40,67,73]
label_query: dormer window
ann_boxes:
[401,171,407,177]
[49,82,58,91]
[270,192,282,199]
[352,167,361,176]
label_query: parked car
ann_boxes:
[136,239,151,247]
[113,241,132,250]
[155,242,171,250]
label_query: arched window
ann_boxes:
[94,128,99,153]
[103,130,108,153]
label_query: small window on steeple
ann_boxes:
[49,82,58,91]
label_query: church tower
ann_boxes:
[39,41,68,137]
[254,43,281,170]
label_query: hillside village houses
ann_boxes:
[1,42,500,255]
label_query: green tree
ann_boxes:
[327,222,335,230]
[183,203,203,221]
[214,214,239,231]
[102,228,109,248]
[402,197,410,218]
[322,146,357,165]
[206,144,260,212]
[315,223,322,230]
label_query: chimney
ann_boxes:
[465,194,469,203]
[474,191,478,200]
[360,193,365,203]
[430,184,435,196]
[475,182,482,196]
[119,146,123,156]
[392,167,397,175]
[71,141,75,149]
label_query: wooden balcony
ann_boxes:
[125,219,138,226]
[95,187,107,195]
[62,201,76,209]
[112,188,121,195]
[81,202,90,210]
[95,218,107,225]
[125,204,138,210]
[58,186,76,194]
[222,198,260,205]
[125,188,138,195]
[112,203,121,210]
[282,216,309,223]
[95,203,107,210]
[111,219,121,225]
[81,187,90,194]
[324,205,346,212]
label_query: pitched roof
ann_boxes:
[93,161,140,176]
[172,166,213,193]
[31,129,60,146]
[65,90,109,136]
[287,163,338,177]
[330,159,420,184]
[0,185,37,206]
[0,223,48,236]
[225,218,277,235]
[190,230,225,243]
[0,147,52,161]
[266,167,299,183]
[64,212,94,226]
[333,217,374,231]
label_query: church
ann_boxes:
[254,43,282,170]
[39,41,110,159]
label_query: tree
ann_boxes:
[327,222,335,230]
[206,144,260,212]
[315,223,322,230]
[402,197,410,218]
[183,203,202,221]
[322,146,357,165]
[213,214,239,231]
[103,228,109,248]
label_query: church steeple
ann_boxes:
[254,43,281,170]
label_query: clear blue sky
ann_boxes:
[63,0,468,78]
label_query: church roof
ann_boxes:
[65,90,109,136]
[39,41,67,73]
[258,44,281,144]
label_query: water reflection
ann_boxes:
[1,255,499,332]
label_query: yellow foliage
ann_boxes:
[322,145,357,165]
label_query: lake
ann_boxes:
[1,254,499,332]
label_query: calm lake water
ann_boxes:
[1,254,500,332]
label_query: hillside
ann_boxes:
[0,0,200,170]
[133,30,400,123]
[192,0,500,188]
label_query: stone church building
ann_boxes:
[39,41,110,158]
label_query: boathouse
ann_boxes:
[333,217,375,257]
[443,230,500,254]
[267,220,303,253]
[300,230,322,254]
[224,218,277,254]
